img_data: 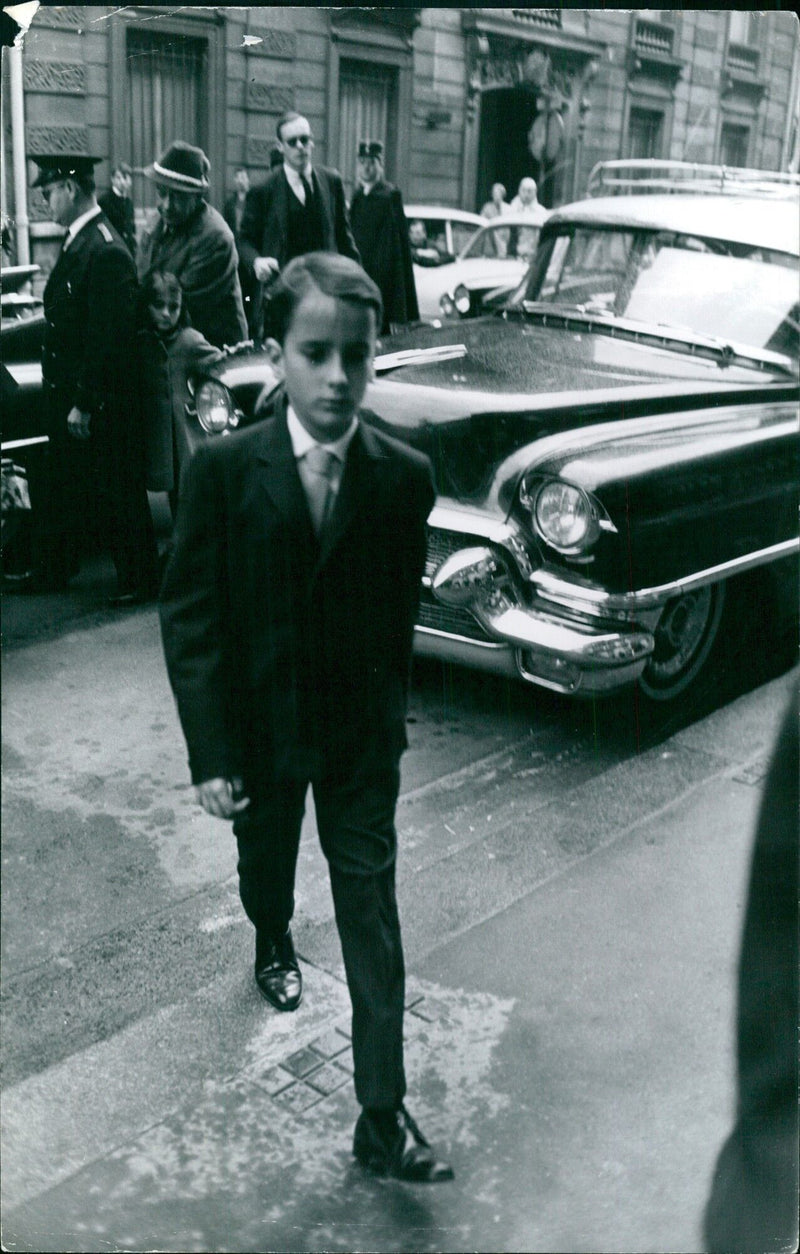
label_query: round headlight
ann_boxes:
[439,293,456,318]
[196,380,235,434]
[534,481,592,551]
[454,284,471,315]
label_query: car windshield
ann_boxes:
[462,221,543,263]
[516,226,799,359]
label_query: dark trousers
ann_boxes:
[36,390,158,593]
[233,760,406,1110]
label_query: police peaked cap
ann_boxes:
[144,141,211,191]
[358,140,384,160]
[31,154,102,188]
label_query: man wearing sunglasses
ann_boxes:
[239,111,359,337]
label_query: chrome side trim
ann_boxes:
[533,537,800,613]
[1,435,49,451]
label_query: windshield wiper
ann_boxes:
[515,301,798,377]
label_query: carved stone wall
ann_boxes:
[246,136,284,168]
[23,60,86,95]
[243,29,297,60]
[246,83,295,114]
[27,126,90,155]
[30,6,86,29]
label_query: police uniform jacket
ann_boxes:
[349,180,419,331]
[42,211,138,425]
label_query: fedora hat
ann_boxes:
[144,141,210,192]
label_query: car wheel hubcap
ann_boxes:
[640,584,724,700]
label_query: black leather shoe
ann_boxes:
[254,929,302,1012]
[353,1106,454,1182]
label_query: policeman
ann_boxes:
[30,154,158,602]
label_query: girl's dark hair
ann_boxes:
[137,268,191,330]
[265,251,382,344]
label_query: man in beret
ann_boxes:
[238,111,359,337]
[138,141,247,349]
[349,140,419,335]
[28,154,158,602]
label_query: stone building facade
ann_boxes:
[3,6,798,272]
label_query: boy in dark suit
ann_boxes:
[159,252,453,1183]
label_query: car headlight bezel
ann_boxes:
[453,284,471,316]
[520,473,612,555]
[195,380,239,435]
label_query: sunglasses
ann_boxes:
[284,134,313,148]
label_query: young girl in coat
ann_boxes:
[137,268,230,516]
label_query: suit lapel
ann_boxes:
[317,421,386,567]
[255,395,315,543]
[312,169,334,246]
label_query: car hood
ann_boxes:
[363,314,793,504]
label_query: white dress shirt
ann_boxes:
[287,404,358,510]
[283,163,314,206]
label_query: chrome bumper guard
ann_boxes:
[429,544,654,695]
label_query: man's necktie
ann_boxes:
[304,446,337,537]
[301,174,313,207]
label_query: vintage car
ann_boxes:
[404,204,485,319]
[1,264,43,326]
[4,162,798,729]
[434,209,550,322]
[188,161,799,725]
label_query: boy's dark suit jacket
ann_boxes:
[159,391,434,794]
[238,166,360,276]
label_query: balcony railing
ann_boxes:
[512,9,562,30]
[634,18,675,58]
[726,41,760,74]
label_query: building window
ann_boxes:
[126,28,209,211]
[719,121,750,168]
[338,60,397,199]
[728,12,760,46]
[626,107,664,159]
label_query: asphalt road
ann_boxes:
[2,565,796,1251]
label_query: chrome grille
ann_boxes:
[425,526,486,581]
[416,589,494,643]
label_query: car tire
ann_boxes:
[638,581,727,707]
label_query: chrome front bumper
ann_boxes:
[416,508,655,696]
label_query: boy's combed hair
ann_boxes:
[266,252,383,344]
[137,267,191,330]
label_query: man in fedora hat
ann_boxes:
[349,140,418,335]
[138,141,247,349]
[238,111,359,337]
[27,153,158,602]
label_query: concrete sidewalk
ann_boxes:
[2,676,793,1253]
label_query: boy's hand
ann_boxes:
[196,776,250,819]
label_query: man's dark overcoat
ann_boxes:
[159,390,434,794]
[39,210,156,590]
[137,202,247,349]
[349,180,419,332]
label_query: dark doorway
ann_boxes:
[475,86,541,212]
